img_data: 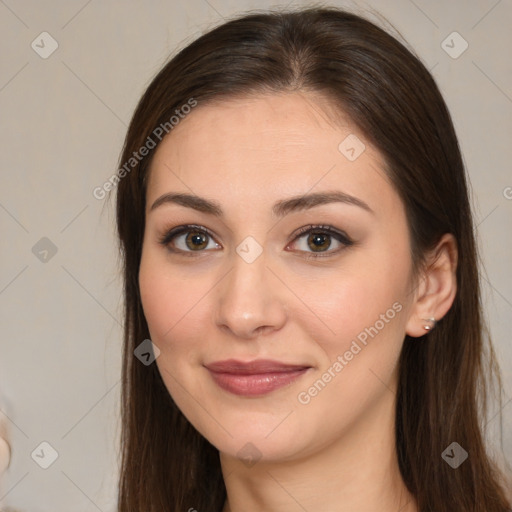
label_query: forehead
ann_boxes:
[145,92,397,217]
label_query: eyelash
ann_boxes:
[157,224,354,259]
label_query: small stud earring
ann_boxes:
[422,317,437,331]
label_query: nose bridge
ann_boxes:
[214,247,287,338]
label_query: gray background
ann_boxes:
[0,0,510,510]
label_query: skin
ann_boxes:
[139,92,458,512]
[0,436,9,475]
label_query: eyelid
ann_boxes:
[289,224,352,245]
[159,223,215,243]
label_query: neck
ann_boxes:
[219,389,417,512]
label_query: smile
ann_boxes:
[204,359,312,396]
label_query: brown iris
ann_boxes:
[307,232,331,252]
[185,231,209,250]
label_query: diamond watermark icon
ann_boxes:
[338,134,366,161]
[134,339,160,365]
[236,236,263,264]
[31,441,59,469]
[32,237,58,263]
[441,32,468,59]
[237,442,262,468]
[441,442,468,468]
[31,32,59,59]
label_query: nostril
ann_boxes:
[255,325,273,336]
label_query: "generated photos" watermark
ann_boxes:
[93,98,198,200]
[297,301,403,405]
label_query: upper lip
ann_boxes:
[205,359,311,374]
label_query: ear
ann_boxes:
[405,233,458,337]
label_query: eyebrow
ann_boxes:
[149,190,374,217]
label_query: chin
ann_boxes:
[189,404,317,463]
[217,432,310,466]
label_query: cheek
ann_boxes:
[293,275,407,436]
[307,257,409,355]
[299,238,412,411]
[305,281,406,388]
[139,266,175,341]
[138,250,214,362]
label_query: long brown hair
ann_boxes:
[114,7,511,511]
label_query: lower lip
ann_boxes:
[207,368,309,396]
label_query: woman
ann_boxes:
[113,7,511,511]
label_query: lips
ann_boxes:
[206,359,310,374]
[205,359,311,396]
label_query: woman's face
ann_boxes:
[139,92,417,463]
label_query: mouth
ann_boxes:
[204,359,312,396]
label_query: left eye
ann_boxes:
[159,225,220,254]
[287,225,353,258]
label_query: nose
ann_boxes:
[213,252,288,340]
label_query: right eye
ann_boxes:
[158,224,222,256]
